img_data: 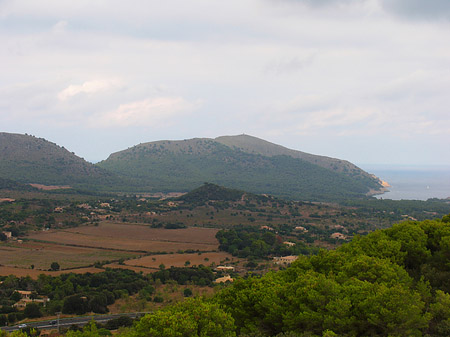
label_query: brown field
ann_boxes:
[124,251,236,269]
[0,266,103,279]
[28,183,72,190]
[2,222,223,277]
[0,241,137,270]
[102,264,155,274]
[26,222,219,252]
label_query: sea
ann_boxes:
[359,165,450,201]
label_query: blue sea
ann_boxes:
[359,165,450,201]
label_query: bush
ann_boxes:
[183,288,193,297]
[105,316,134,330]
[50,262,60,271]
[24,302,42,318]
[153,296,164,303]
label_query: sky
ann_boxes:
[1,0,449,166]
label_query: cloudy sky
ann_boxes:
[1,0,449,166]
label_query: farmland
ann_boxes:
[1,221,231,278]
[123,251,236,270]
[0,240,135,270]
[26,222,219,252]
[1,183,449,280]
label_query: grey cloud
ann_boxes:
[270,0,356,7]
[271,0,450,20]
[380,0,450,20]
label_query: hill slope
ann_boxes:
[98,135,384,201]
[0,177,37,191]
[215,134,369,179]
[0,132,121,190]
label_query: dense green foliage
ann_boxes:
[0,178,36,191]
[122,298,236,337]
[0,269,148,319]
[40,215,450,337]
[342,198,450,222]
[216,226,315,258]
[212,215,450,336]
[0,266,218,326]
[150,266,215,286]
[178,183,247,205]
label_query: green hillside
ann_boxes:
[97,135,384,201]
[0,177,36,191]
[0,132,123,190]
[216,134,369,178]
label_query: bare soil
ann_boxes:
[26,222,219,252]
[124,251,235,269]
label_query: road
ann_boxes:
[1,312,148,333]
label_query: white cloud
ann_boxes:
[52,20,68,34]
[88,97,201,128]
[1,0,450,165]
[58,79,123,101]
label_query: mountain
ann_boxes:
[215,135,368,178]
[98,135,384,201]
[0,132,121,190]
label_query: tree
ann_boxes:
[10,291,21,302]
[24,302,42,318]
[66,320,100,337]
[50,262,60,271]
[63,295,89,315]
[183,288,193,297]
[89,294,108,314]
[131,298,236,337]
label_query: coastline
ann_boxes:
[366,175,391,197]
[362,165,450,201]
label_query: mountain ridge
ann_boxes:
[0,132,122,190]
[98,134,384,201]
[0,132,385,200]
[215,134,374,180]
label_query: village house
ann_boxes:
[214,275,234,283]
[273,255,298,265]
[12,290,49,309]
[77,203,92,210]
[216,266,235,272]
[2,231,12,239]
[330,232,346,240]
